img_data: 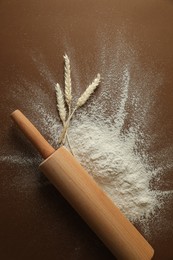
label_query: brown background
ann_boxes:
[0,1,173,259]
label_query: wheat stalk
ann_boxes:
[76,73,101,108]
[55,83,66,124]
[64,54,72,112]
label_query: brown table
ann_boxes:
[0,1,173,259]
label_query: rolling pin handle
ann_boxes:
[11,110,55,159]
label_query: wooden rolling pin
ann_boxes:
[11,109,154,260]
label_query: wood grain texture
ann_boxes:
[40,147,154,260]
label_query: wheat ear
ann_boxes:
[64,54,72,113]
[76,73,101,108]
[58,54,72,145]
[55,83,66,123]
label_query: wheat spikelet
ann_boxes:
[64,54,72,106]
[55,83,66,123]
[76,73,101,108]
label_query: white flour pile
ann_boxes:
[69,116,157,221]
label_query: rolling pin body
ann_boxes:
[40,147,154,260]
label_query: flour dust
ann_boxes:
[1,41,173,239]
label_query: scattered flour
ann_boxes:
[0,155,38,166]
[1,40,173,238]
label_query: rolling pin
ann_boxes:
[11,109,154,260]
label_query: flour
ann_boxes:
[69,116,156,221]
[66,69,171,224]
[0,155,35,166]
[1,42,173,238]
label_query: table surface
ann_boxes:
[0,1,173,259]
